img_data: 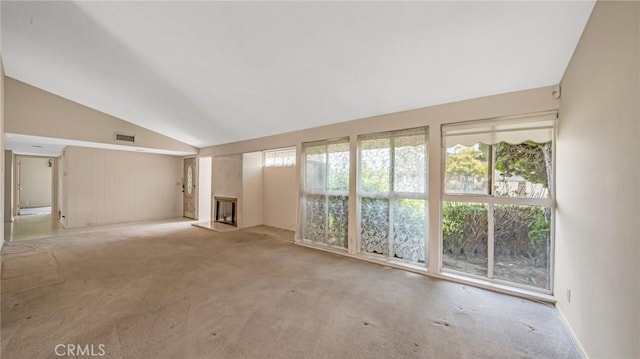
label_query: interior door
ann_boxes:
[14,156,21,216]
[183,157,196,219]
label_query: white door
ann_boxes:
[14,157,21,216]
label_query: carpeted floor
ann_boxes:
[0,220,579,358]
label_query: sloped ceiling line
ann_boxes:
[1,1,595,148]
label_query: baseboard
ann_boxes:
[557,306,589,359]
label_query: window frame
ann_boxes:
[299,137,350,250]
[440,114,556,294]
[356,127,429,265]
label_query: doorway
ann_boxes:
[15,156,55,216]
[183,157,196,219]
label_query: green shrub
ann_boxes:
[443,202,549,266]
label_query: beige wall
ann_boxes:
[241,152,263,228]
[4,150,13,222]
[1,58,4,246]
[263,165,298,231]
[60,146,183,228]
[200,86,558,158]
[4,77,197,154]
[17,156,52,208]
[556,2,640,358]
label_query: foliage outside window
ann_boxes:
[359,128,428,264]
[264,148,296,167]
[300,138,349,248]
[442,112,555,290]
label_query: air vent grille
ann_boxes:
[115,133,135,143]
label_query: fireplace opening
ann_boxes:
[215,197,237,227]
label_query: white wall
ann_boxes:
[201,86,559,267]
[241,152,263,228]
[60,146,183,228]
[211,152,298,230]
[212,155,242,225]
[197,156,212,222]
[263,165,298,230]
[17,156,52,208]
[59,148,67,224]
[556,2,640,358]
[212,155,242,199]
[51,157,59,217]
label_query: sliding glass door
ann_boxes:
[300,138,350,248]
[296,112,556,294]
[358,128,428,264]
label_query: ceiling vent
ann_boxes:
[115,133,135,143]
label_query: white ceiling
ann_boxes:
[2,1,594,148]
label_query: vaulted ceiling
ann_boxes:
[2,1,594,148]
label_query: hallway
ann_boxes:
[4,214,63,242]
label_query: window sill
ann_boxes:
[428,272,555,304]
[295,241,555,304]
[296,239,349,253]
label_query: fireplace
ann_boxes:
[215,197,237,227]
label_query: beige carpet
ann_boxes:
[1,221,579,358]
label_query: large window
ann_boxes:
[358,128,428,264]
[300,138,350,248]
[441,112,556,291]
